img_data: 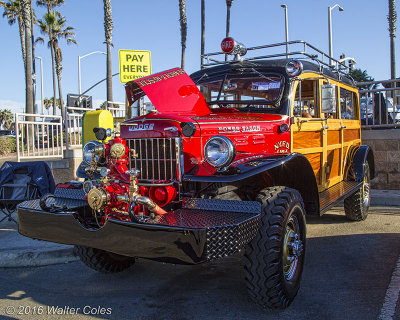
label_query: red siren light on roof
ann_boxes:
[221,37,247,57]
[221,37,235,53]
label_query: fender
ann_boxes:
[351,145,375,182]
[183,153,320,215]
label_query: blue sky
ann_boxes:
[0,0,398,114]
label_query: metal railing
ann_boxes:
[65,106,95,149]
[201,40,351,76]
[15,113,64,161]
[357,79,400,129]
[106,101,125,118]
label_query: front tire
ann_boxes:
[344,162,371,221]
[244,186,306,309]
[74,246,135,273]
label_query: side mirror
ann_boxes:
[321,84,337,114]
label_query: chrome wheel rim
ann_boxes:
[282,212,304,281]
[362,165,371,208]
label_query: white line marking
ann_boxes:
[378,254,400,320]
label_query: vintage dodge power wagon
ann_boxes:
[18,39,374,309]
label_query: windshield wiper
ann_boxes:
[194,72,209,84]
[216,74,228,103]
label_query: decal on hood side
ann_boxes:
[126,67,211,117]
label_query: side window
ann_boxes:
[340,88,358,120]
[294,80,318,118]
[321,82,339,119]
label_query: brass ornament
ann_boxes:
[110,143,126,158]
[87,188,109,211]
[94,144,105,157]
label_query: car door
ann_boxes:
[339,86,362,179]
[321,79,342,188]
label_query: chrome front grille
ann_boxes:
[127,138,182,183]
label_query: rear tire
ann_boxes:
[244,186,306,309]
[74,246,135,273]
[344,162,371,221]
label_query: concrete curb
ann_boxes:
[371,198,400,207]
[370,190,400,207]
[0,246,79,268]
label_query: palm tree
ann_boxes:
[0,109,14,129]
[0,0,26,70]
[36,0,64,115]
[52,19,76,120]
[103,0,113,107]
[43,96,60,114]
[388,0,397,80]
[36,12,76,119]
[225,0,233,61]
[178,0,187,69]
[43,97,52,114]
[36,13,56,115]
[21,0,33,116]
[36,0,63,13]
[200,0,205,68]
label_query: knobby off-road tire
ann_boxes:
[74,246,135,273]
[244,186,306,309]
[344,162,371,221]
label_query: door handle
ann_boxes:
[321,126,329,130]
[340,126,347,129]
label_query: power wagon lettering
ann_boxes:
[218,125,260,134]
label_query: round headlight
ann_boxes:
[83,140,102,165]
[286,59,303,77]
[204,136,235,169]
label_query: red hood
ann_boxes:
[125,67,211,117]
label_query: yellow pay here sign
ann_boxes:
[119,50,151,83]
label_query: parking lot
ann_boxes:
[0,205,399,320]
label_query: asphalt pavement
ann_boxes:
[0,190,398,319]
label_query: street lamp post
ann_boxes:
[328,4,344,65]
[281,4,289,58]
[35,56,44,114]
[78,51,106,98]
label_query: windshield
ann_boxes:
[198,73,284,112]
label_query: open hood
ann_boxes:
[125,67,211,117]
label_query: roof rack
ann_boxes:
[201,40,353,77]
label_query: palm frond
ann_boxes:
[35,36,44,44]
[66,38,76,45]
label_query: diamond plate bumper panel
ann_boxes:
[17,198,260,264]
